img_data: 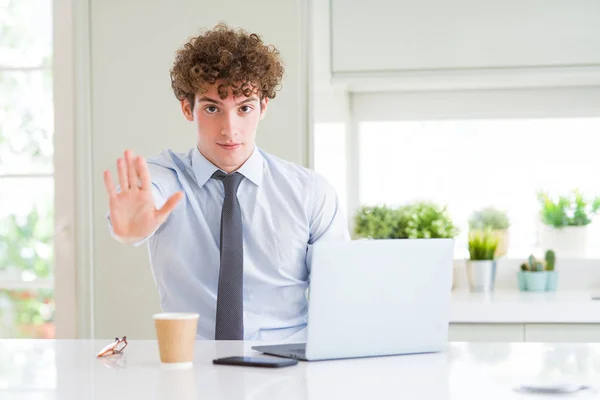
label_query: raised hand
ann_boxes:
[103,150,183,239]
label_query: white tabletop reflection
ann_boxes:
[2,340,600,399]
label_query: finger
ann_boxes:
[103,170,117,199]
[135,156,151,190]
[125,150,138,190]
[156,191,184,221]
[117,158,129,191]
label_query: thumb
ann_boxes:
[155,191,184,221]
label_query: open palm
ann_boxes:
[104,150,183,239]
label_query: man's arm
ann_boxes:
[306,172,351,275]
[308,172,351,244]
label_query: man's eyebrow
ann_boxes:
[196,96,259,106]
[236,97,259,105]
[196,96,223,105]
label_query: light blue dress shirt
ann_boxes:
[108,146,350,341]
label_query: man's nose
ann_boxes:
[220,113,238,137]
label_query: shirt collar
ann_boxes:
[192,146,264,188]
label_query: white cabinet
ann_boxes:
[449,324,524,342]
[450,323,600,343]
[331,0,600,81]
[525,324,600,343]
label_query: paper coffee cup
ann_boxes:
[153,312,199,368]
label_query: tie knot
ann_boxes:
[211,171,243,196]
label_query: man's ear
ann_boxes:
[181,98,194,122]
[259,97,268,120]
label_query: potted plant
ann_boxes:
[354,202,460,239]
[518,250,558,292]
[466,228,500,292]
[353,205,398,239]
[469,207,510,257]
[395,201,460,239]
[537,190,600,257]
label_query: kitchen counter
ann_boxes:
[451,290,600,323]
[2,339,600,399]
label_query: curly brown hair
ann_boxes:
[170,23,284,109]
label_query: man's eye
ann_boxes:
[240,105,253,113]
[205,106,218,113]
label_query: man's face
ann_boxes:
[181,81,268,173]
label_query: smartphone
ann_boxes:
[213,356,298,368]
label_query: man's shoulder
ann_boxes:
[260,148,317,183]
[147,148,193,169]
[145,148,195,187]
[259,148,335,198]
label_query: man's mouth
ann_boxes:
[218,143,241,150]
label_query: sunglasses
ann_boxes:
[97,336,128,358]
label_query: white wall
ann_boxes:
[330,0,600,93]
[309,0,347,124]
[351,87,600,121]
[85,0,308,339]
[331,0,600,73]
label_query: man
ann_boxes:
[103,24,350,341]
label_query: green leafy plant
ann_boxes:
[397,202,460,239]
[354,202,459,239]
[538,190,600,228]
[468,229,500,260]
[0,208,53,277]
[0,206,54,338]
[353,205,398,239]
[469,207,510,230]
[7,289,54,323]
[520,250,556,272]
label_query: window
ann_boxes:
[314,88,600,259]
[0,0,55,338]
[313,122,348,217]
[357,118,600,258]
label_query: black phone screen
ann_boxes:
[212,356,298,368]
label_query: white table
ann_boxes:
[2,339,600,399]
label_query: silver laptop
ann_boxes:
[252,238,454,361]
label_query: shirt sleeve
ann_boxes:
[308,171,351,244]
[106,163,173,247]
[306,172,351,275]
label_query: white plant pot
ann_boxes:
[466,260,497,292]
[538,223,589,258]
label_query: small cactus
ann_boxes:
[545,250,556,271]
[535,260,546,272]
[521,255,550,272]
[527,254,536,270]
